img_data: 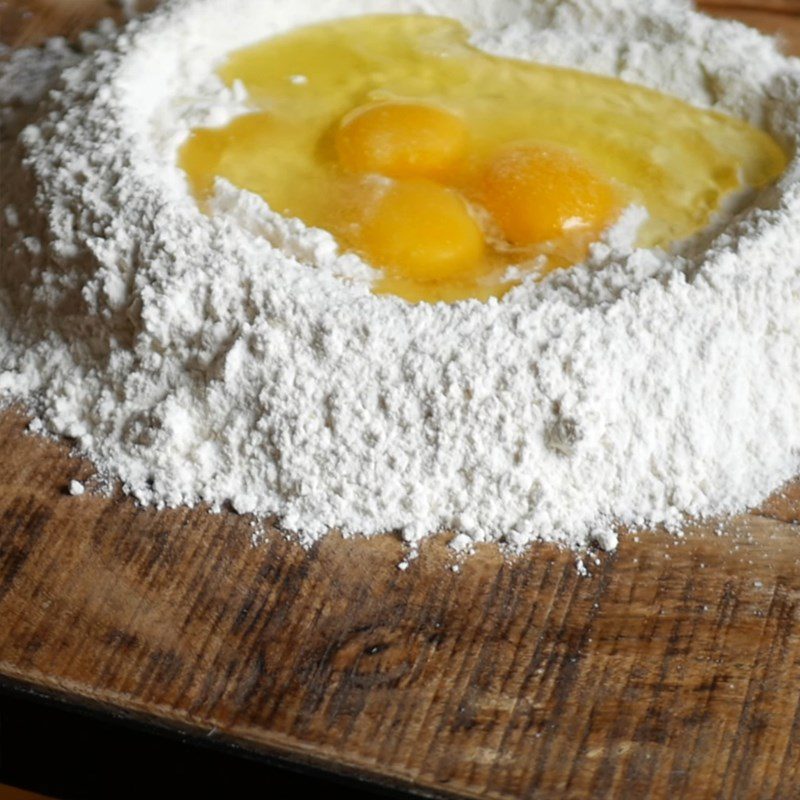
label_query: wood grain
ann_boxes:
[702,3,800,42]
[1,3,799,799]
[701,0,800,12]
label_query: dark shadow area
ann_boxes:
[0,683,415,800]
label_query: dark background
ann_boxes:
[0,683,412,800]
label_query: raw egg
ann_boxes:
[180,14,787,303]
[481,144,617,246]
[358,180,484,283]
[335,102,468,180]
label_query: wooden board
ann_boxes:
[1,2,799,798]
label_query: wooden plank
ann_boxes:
[1,3,799,799]
[0,787,54,800]
[0,407,797,798]
[700,3,800,43]
[701,0,800,13]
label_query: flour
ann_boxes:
[1,0,798,552]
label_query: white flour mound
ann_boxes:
[1,0,799,552]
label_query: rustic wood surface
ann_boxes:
[1,2,799,798]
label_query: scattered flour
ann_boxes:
[1,0,799,552]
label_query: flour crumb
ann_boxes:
[111,0,145,19]
[4,206,19,228]
[592,528,619,552]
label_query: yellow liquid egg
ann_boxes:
[336,102,469,180]
[360,180,484,282]
[482,144,618,246]
[180,14,787,303]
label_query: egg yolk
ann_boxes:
[180,14,788,304]
[357,180,484,282]
[335,102,468,179]
[481,145,617,245]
